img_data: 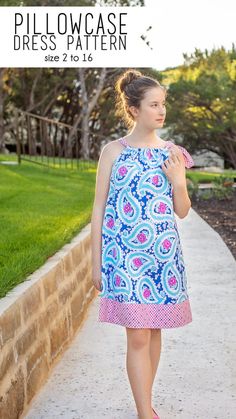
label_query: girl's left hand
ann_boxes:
[161,145,186,186]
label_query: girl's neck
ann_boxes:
[126,130,164,147]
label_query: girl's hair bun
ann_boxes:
[117,69,142,94]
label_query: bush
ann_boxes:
[211,176,234,200]
[187,178,199,200]
[187,176,235,201]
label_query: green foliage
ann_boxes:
[187,175,235,201]
[199,185,234,200]
[211,175,235,199]
[186,178,199,200]
[186,170,235,200]
[162,45,236,169]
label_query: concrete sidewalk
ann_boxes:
[24,208,236,419]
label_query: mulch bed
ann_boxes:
[191,190,236,260]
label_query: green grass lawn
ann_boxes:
[0,156,96,298]
[187,169,236,183]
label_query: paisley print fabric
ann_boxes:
[98,137,194,328]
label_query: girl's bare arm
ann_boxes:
[172,182,191,219]
[162,146,191,219]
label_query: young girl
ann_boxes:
[91,69,194,419]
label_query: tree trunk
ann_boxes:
[67,68,107,160]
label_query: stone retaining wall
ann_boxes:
[0,223,96,419]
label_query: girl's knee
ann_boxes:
[126,327,151,350]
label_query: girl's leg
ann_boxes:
[150,328,162,389]
[125,327,154,419]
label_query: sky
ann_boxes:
[143,0,236,71]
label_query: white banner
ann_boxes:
[0,6,159,68]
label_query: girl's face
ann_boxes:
[130,87,167,130]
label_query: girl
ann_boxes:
[91,69,194,419]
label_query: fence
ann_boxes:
[14,108,101,170]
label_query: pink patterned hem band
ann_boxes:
[98,297,193,329]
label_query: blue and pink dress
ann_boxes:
[98,137,194,328]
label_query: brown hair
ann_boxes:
[114,69,167,129]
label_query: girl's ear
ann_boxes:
[129,105,139,119]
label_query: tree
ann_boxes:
[163,45,236,169]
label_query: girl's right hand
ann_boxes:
[92,276,102,292]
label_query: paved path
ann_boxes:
[24,208,236,419]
